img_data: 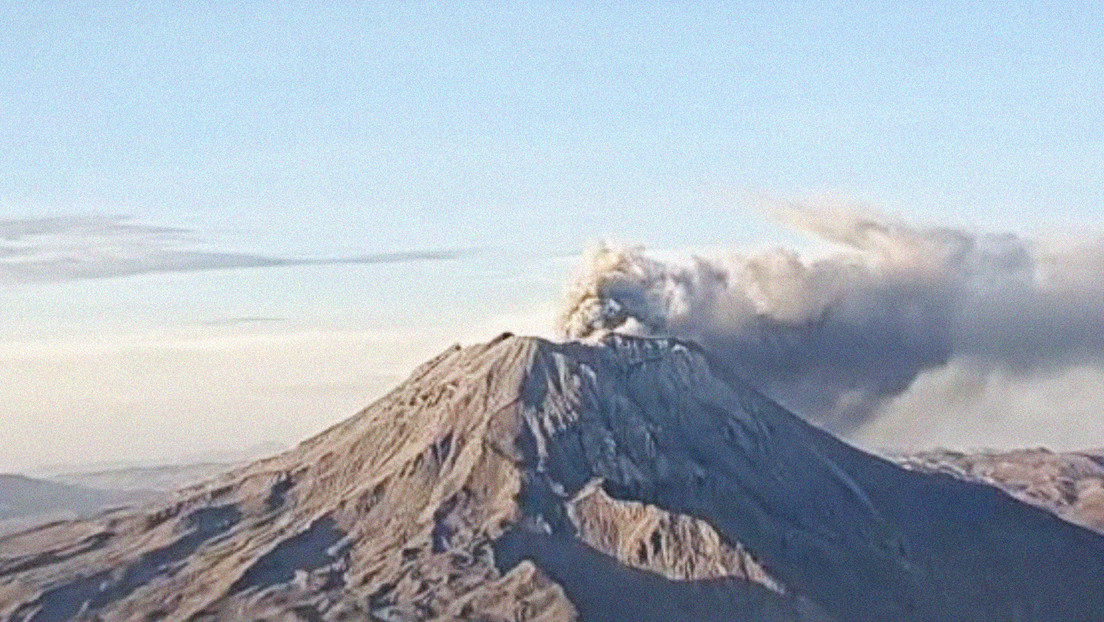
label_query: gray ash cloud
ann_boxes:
[560,204,1104,432]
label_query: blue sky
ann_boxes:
[1,2,1102,470]
[5,2,1101,250]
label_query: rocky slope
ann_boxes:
[2,334,1104,621]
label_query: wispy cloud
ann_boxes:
[0,215,468,284]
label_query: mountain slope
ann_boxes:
[896,448,1104,533]
[2,334,1103,621]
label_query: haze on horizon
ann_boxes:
[1,2,1102,472]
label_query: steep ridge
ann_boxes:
[1,334,1103,621]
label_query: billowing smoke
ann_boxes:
[559,205,1104,433]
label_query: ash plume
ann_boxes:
[559,204,1104,432]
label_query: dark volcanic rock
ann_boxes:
[2,334,1103,621]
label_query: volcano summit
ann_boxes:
[3,334,1104,621]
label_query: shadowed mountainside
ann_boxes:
[895,448,1104,534]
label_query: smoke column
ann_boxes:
[559,205,1104,432]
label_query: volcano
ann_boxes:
[3,334,1104,621]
